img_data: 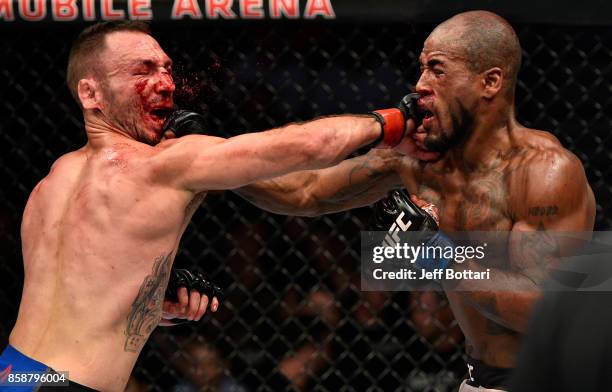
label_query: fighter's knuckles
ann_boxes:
[405,118,417,135]
[162,110,207,137]
[421,203,440,225]
[165,269,224,323]
[196,296,209,320]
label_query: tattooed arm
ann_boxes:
[234,149,407,217]
[444,149,596,332]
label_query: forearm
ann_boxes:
[236,149,404,216]
[155,114,384,192]
[289,114,381,169]
[443,261,540,332]
[234,172,319,216]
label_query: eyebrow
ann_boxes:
[422,58,444,68]
[130,58,173,68]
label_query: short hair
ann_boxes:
[66,21,151,106]
[436,11,522,97]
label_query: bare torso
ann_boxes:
[397,127,594,367]
[10,139,204,391]
[411,154,518,367]
[7,101,384,391]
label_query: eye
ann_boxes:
[433,68,444,76]
[132,68,149,76]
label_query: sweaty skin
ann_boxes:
[239,130,595,368]
[237,11,596,369]
[396,129,595,367]
[10,30,382,392]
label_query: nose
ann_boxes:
[415,71,432,96]
[154,70,176,94]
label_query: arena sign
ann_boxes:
[0,0,336,22]
[0,0,608,25]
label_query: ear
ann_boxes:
[77,78,103,110]
[481,67,503,99]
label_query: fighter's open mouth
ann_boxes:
[423,110,434,119]
[151,108,173,120]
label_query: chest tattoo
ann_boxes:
[456,174,509,231]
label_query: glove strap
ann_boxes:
[370,108,406,148]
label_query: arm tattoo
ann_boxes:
[331,157,393,201]
[348,159,384,184]
[519,221,561,272]
[124,253,173,352]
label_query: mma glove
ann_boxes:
[162,268,224,326]
[369,93,424,149]
[371,189,455,276]
[162,109,207,137]
[165,268,224,303]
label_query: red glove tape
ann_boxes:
[371,108,405,148]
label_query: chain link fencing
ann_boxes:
[0,22,610,391]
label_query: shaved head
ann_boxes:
[430,10,522,96]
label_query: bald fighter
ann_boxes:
[235,11,596,391]
[0,21,413,392]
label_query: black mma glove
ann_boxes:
[162,269,223,326]
[162,110,207,137]
[165,268,224,303]
[369,93,424,149]
[371,189,454,273]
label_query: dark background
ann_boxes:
[0,1,610,391]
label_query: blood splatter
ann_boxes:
[173,56,224,112]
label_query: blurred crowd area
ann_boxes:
[0,21,610,391]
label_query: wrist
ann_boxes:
[369,108,406,149]
[367,112,384,147]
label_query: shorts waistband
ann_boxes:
[0,344,99,391]
[1,344,49,373]
[465,356,513,389]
